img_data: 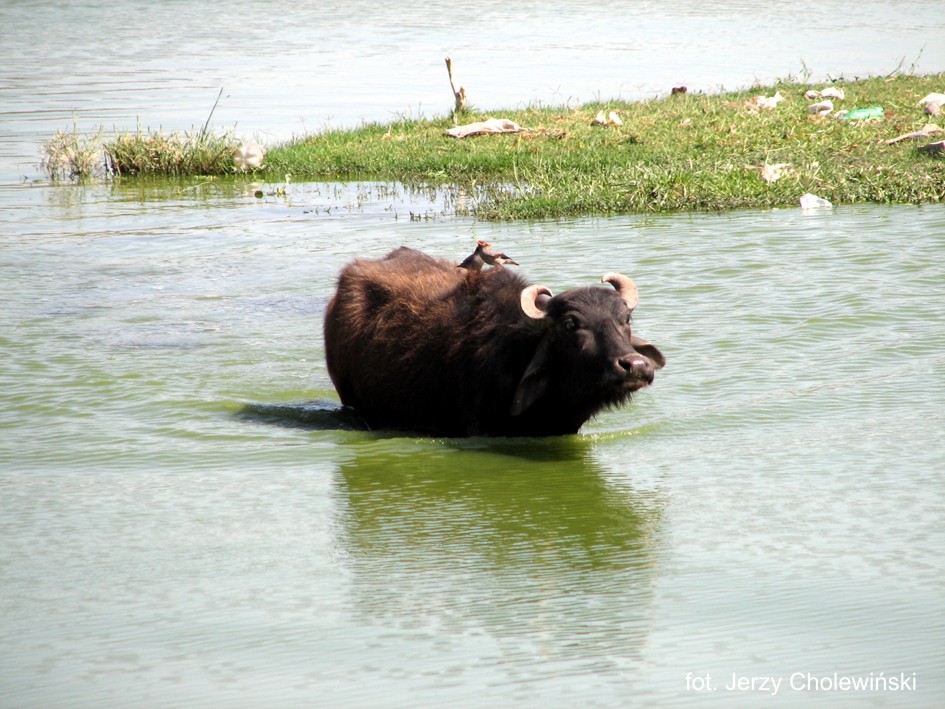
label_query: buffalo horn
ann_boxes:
[520,285,553,319]
[601,272,639,310]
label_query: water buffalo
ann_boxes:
[323,246,664,436]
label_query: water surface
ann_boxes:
[1,1,944,706]
[1,181,943,706]
[2,0,945,182]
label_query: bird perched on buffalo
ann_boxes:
[458,240,519,271]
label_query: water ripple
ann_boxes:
[2,192,944,706]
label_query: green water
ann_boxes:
[4,0,945,703]
[1,181,942,706]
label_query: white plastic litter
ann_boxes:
[751,92,784,110]
[805,87,845,100]
[760,163,794,184]
[445,118,526,138]
[821,87,845,100]
[591,110,623,126]
[808,100,834,116]
[233,142,266,170]
[917,93,945,107]
[800,193,833,209]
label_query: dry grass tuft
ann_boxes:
[41,127,102,180]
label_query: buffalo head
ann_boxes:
[511,273,666,421]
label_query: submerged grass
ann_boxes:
[42,72,945,218]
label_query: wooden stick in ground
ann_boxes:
[445,57,467,117]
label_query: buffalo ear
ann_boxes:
[510,336,552,416]
[631,335,666,370]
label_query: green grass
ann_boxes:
[44,72,945,219]
[264,73,945,218]
[41,127,242,180]
[104,129,241,176]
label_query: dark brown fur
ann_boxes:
[324,247,664,436]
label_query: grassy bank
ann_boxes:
[46,72,945,219]
[265,72,944,218]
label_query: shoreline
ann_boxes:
[43,72,945,220]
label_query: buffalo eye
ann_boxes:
[563,315,580,332]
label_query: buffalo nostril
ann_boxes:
[618,355,653,380]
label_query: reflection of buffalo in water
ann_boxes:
[324,247,665,436]
[237,399,367,431]
[333,437,663,679]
